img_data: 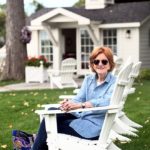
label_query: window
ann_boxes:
[102,29,117,54]
[80,29,94,69]
[39,30,53,65]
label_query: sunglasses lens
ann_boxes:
[93,60,100,65]
[101,60,108,65]
[93,59,108,65]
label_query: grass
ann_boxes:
[0,80,150,149]
[117,79,150,150]
[0,80,23,86]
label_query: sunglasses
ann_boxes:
[93,59,109,65]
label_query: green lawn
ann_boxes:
[0,80,149,149]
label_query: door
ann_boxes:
[62,29,76,59]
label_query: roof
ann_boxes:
[27,1,150,25]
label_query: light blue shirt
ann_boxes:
[69,72,116,138]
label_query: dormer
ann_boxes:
[85,0,114,9]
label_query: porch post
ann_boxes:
[53,46,60,70]
[42,23,61,70]
[87,25,99,46]
[42,23,58,46]
[76,27,81,76]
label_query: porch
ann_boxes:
[28,8,99,76]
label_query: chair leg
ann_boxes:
[50,76,54,89]
[112,120,138,137]
[50,77,63,89]
[119,114,143,128]
[109,130,131,143]
[45,115,59,150]
[115,117,139,132]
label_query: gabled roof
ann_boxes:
[27,1,150,25]
[30,8,90,26]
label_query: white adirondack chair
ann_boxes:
[118,61,142,128]
[43,60,137,142]
[110,61,142,140]
[39,60,136,143]
[35,62,133,150]
[57,61,142,143]
[51,60,140,142]
[47,58,78,89]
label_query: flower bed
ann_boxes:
[26,56,51,68]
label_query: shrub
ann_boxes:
[26,56,51,68]
[137,68,150,80]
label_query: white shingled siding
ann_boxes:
[27,30,39,57]
[117,27,140,63]
[139,19,150,68]
[85,0,114,9]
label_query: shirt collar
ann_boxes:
[92,72,112,84]
[104,72,112,83]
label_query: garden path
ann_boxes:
[0,78,83,92]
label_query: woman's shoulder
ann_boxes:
[107,72,117,84]
[110,73,116,80]
[84,73,96,81]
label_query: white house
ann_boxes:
[26,0,150,76]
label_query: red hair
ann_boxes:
[89,46,115,72]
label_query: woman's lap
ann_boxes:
[32,113,98,150]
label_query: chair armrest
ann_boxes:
[35,105,119,116]
[59,70,77,73]
[73,89,80,94]
[47,69,77,76]
[47,69,60,76]
[41,104,60,110]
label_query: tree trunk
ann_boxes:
[1,0,27,80]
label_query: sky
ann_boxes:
[0,0,79,15]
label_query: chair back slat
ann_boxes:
[122,61,142,105]
[98,62,133,144]
[110,62,133,105]
[60,58,76,85]
[126,61,142,90]
[49,58,78,88]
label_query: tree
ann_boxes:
[31,0,44,12]
[1,0,27,80]
[0,4,6,47]
[0,11,5,47]
[74,0,85,7]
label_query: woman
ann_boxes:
[32,46,116,150]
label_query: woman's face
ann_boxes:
[93,53,110,76]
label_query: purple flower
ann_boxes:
[20,26,32,44]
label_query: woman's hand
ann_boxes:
[59,99,81,111]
